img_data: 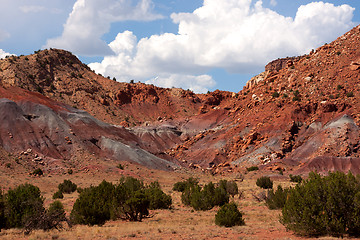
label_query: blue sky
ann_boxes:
[0,0,359,93]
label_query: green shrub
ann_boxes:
[289,174,302,183]
[246,166,259,172]
[212,183,229,207]
[71,180,115,226]
[191,182,219,211]
[145,181,172,210]
[281,171,360,237]
[113,177,149,221]
[266,185,289,210]
[173,177,199,192]
[52,191,64,199]
[215,202,245,227]
[5,184,44,228]
[58,180,77,194]
[256,176,273,189]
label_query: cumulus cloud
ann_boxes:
[45,0,163,56]
[89,0,355,93]
[0,49,14,59]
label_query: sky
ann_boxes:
[0,0,359,93]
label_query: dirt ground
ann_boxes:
[0,161,347,240]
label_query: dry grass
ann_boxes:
[0,162,349,240]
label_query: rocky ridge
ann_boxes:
[0,25,360,174]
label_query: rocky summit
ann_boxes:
[0,25,360,175]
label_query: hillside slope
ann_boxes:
[0,86,176,172]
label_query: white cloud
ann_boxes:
[45,0,163,56]
[270,0,277,7]
[89,0,355,93]
[0,49,14,59]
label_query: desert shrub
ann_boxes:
[145,181,172,210]
[24,201,67,234]
[76,187,83,194]
[5,184,45,228]
[112,177,149,221]
[218,180,239,197]
[215,202,245,227]
[289,174,302,183]
[70,180,115,226]
[32,168,43,176]
[292,95,300,101]
[272,92,280,98]
[48,201,66,220]
[347,92,354,97]
[212,183,229,207]
[246,166,259,172]
[0,189,5,230]
[181,184,200,206]
[181,181,229,211]
[52,191,64,199]
[281,171,360,237]
[191,182,218,211]
[24,200,67,234]
[256,176,273,189]
[173,177,199,192]
[266,185,289,210]
[58,179,77,194]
